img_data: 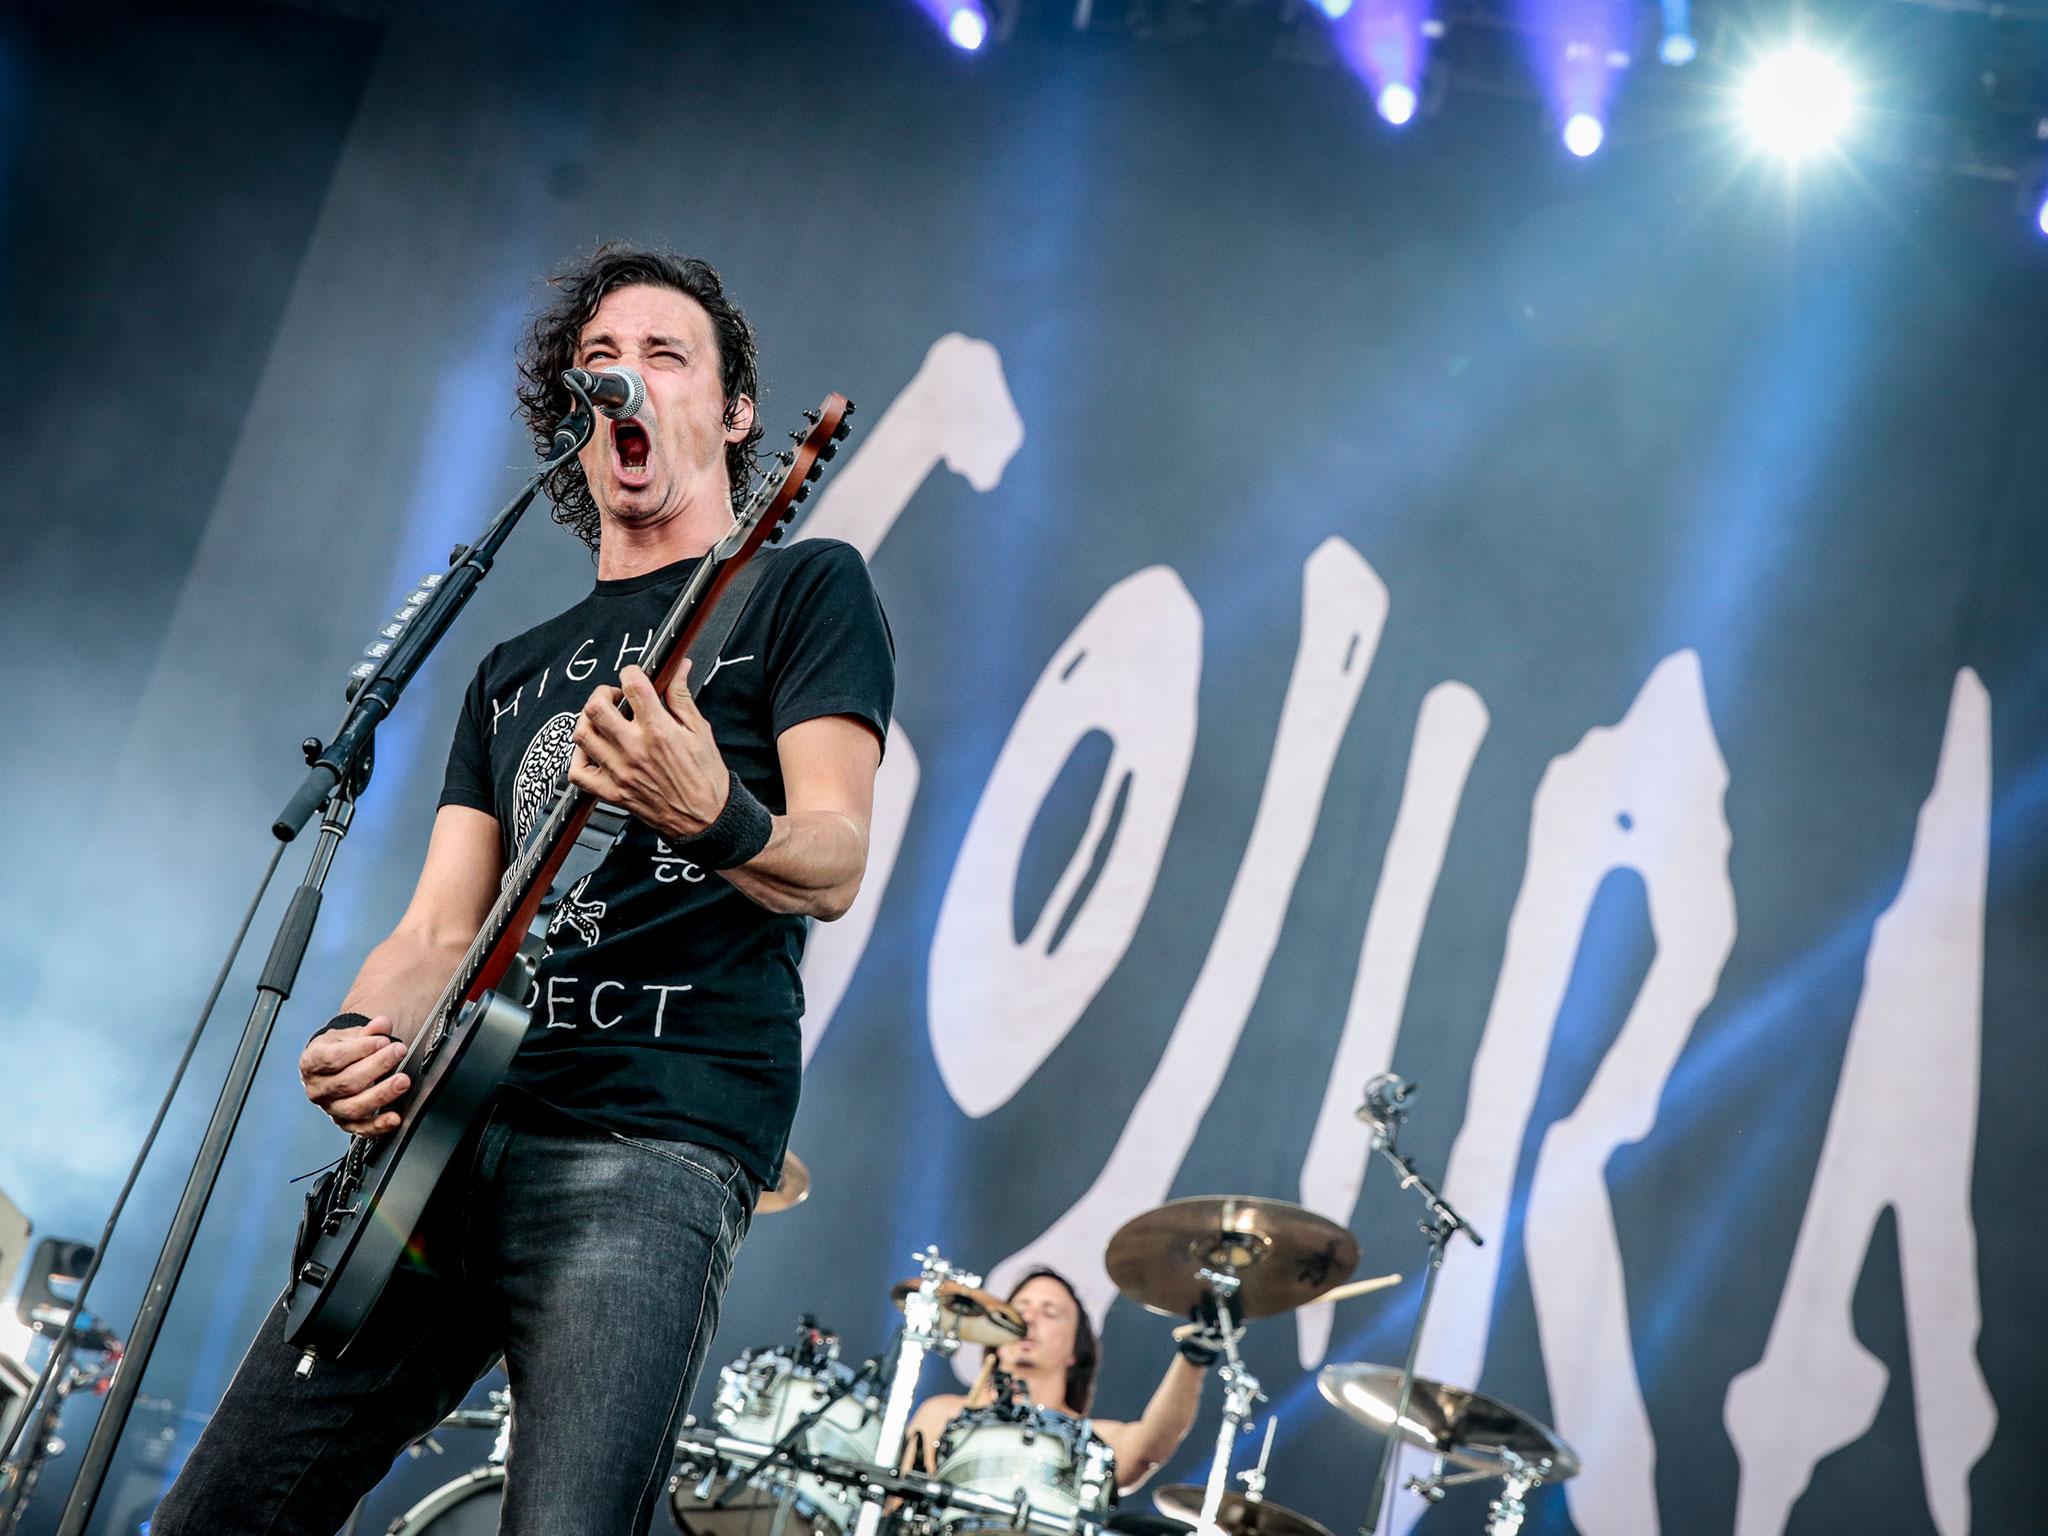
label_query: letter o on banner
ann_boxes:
[930,566,1202,1117]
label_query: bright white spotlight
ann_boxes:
[1564,112,1605,157]
[946,4,987,50]
[1740,46,1856,157]
[2036,191,2048,238]
[1660,32,1697,65]
[1318,0,1356,16]
[1377,82,1418,126]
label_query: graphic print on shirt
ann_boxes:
[512,710,580,849]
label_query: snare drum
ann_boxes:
[929,1404,1114,1535]
[671,1344,881,1536]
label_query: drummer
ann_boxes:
[902,1267,1216,1494]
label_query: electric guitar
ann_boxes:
[282,397,855,1370]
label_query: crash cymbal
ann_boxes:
[1317,1365,1579,1479]
[1154,1488,1332,1536]
[1106,1197,1360,1320]
[889,1277,1027,1347]
[758,1150,810,1215]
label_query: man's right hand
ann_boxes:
[299,1015,412,1136]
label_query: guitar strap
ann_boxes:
[509,553,775,998]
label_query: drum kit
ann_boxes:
[390,1081,1583,1536]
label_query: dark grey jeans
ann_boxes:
[150,1097,756,1536]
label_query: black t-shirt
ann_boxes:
[438,537,894,1187]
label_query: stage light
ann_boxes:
[1659,0,1696,65]
[1378,81,1418,126]
[946,3,987,50]
[1740,46,1856,158]
[1564,112,1605,157]
[1317,0,1357,17]
[2036,191,2048,238]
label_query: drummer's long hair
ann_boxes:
[1005,1267,1099,1416]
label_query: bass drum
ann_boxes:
[385,1466,503,1535]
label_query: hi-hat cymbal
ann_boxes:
[889,1277,1027,1347]
[1154,1487,1333,1536]
[1106,1197,1360,1320]
[1317,1365,1579,1479]
[758,1151,811,1215]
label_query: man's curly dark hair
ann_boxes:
[515,243,763,553]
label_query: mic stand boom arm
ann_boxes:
[54,401,595,1536]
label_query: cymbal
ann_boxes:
[1317,1365,1579,1479]
[889,1277,1027,1347]
[758,1150,810,1215]
[1106,1197,1360,1320]
[1154,1487,1333,1536]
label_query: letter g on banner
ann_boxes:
[930,567,1201,1117]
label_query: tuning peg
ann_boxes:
[802,407,821,425]
[816,442,838,463]
[775,450,795,468]
[779,505,798,523]
[788,428,807,443]
[804,460,824,482]
[831,416,853,440]
[766,526,785,544]
[793,482,811,503]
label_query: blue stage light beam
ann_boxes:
[1324,0,1436,130]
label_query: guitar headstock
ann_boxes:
[714,394,855,561]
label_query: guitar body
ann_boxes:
[279,394,853,1371]
[282,990,528,1357]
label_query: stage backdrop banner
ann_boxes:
[0,5,2043,1536]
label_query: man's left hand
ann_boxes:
[568,661,729,840]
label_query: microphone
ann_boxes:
[1356,1072,1418,1130]
[562,366,650,422]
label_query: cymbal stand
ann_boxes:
[852,1247,974,1536]
[1354,1079,1481,1536]
[1194,1270,1262,1529]
[1482,1451,1543,1536]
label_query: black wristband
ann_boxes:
[310,1010,371,1043]
[672,770,774,871]
[1177,1332,1222,1368]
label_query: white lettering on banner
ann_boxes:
[1522,655,1737,1536]
[1389,651,1736,1536]
[1725,670,1995,1536]
[1297,680,1489,1369]
[794,335,1025,1063]
[984,538,1389,1326]
[929,567,1202,1116]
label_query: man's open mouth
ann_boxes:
[612,418,652,474]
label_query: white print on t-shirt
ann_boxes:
[542,976,694,1033]
[512,712,578,847]
[652,838,706,884]
[548,874,607,948]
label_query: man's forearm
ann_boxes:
[719,810,869,919]
[338,929,473,1040]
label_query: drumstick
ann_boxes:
[1167,1273,1405,1342]
[1308,1273,1402,1305]
[967,1350,998,1407]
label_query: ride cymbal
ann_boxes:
[1317,1365,1579,1478]
[1106,1197,1359,1320]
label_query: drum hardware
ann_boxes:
[926,1401,1114,1536]
[1316,1365,1576,1536]
[1344,1074,1480,1536]
[674,1321,883,1536]
[852,1248,1007,1536]
[1155,1417,1334,1536]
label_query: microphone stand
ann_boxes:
[1355,1082,1481,1536]
[53,397,595,1536]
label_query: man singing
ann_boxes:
[152,244,894,1536]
